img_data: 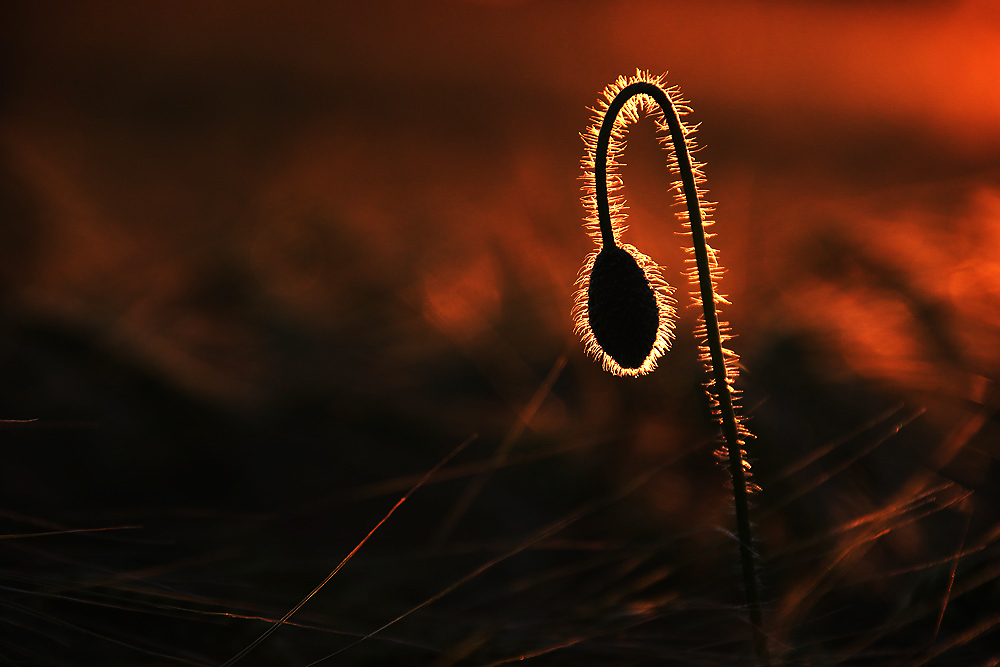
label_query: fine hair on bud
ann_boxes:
[587,245,660,370]
[573,240,676,378]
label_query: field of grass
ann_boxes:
[1,2,999,664]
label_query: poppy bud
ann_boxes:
[587,245,659,370]
[574,242,675,377]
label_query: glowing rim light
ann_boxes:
[573,243,676,377]
[572,71,683,377]
[573,70,771,666]
[573,69,754,481]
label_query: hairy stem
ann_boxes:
[595,81,771,666]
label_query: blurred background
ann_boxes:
[1,1,999,664]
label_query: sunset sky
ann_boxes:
[4,1,1000,406]
[0,1,997,516]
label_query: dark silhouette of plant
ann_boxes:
[573,69,770,666]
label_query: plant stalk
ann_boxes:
[595,81,771,666]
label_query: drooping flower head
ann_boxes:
[572,71,679,377]
[572,69,755,486]
[573,243,676,377]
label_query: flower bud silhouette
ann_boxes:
[587,245,661,369]
[574,69,771,666]
[575,240,676,376]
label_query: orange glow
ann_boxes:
[422,250,501,340]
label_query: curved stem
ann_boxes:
[594,88,631,250]
[596,81,771,666]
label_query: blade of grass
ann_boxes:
[220,433,477,666]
